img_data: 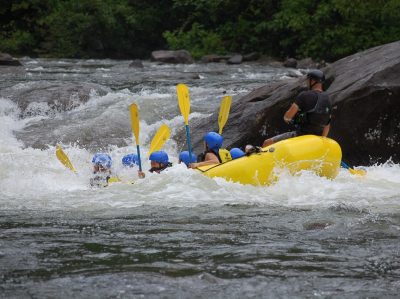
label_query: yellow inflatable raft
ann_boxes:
[196,135,342,186]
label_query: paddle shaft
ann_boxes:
[136,144,142,172]
[185,125,193,159]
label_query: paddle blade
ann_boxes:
[56,145,77,173]
[348,168,367,176]
[148,124,171,156]
[129,103,140,145]
[218,95,232,134]
[176,83,190,125]
[341,161,366,176]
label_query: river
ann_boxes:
[0,58,399,298]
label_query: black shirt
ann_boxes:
[295,90,319,112]
[294,90,331,135]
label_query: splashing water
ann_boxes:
[0,59,399,298]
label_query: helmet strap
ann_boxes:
[309,79,318,89]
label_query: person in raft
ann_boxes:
[179,150,197,167]
[90,153,113,187]
[230,147,245,159]
[254,70,332,150]
[190,132,223,168]
[122,153,139,168]
[136,150,173,178]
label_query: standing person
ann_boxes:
[261,70,332,147]
[190,132,223,168]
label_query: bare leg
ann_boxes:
[262,138,274,147]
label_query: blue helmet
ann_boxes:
[122,153,139,167]
[230,148,245,159]
[92,153,112,169]
[149,151,169,164]
[203,132,224,151]
[179,151,196,166]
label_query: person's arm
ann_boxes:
[283,103,299,123]
[189,152,219,168]
[322,124,330,137]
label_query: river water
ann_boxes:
[0,59,399,298]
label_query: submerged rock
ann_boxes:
[186,41,400,165]
[129,59,144,68]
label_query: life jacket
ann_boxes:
[90,173,111,187]
[198,149,232,163]
[296,91,331,135]
[198,149,222,163]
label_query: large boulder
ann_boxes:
[0,52,22,66]
[151,50,194,64]
[185,41,400,165]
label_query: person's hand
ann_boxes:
[138,171,145,179]
[189,163,198,169]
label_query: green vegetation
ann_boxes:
[1,0,399,61]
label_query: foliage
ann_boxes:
[164,23,226,59]
[0,0,399,61]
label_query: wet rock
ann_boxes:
[185,41,400,165]
[243,52,260,62]
[283,58,297,68]
[0,81,110,118]
[129,59,144,68]
[227,54,243,65]
[304,222,331,230]
[269,61,284,68]
[201,54,231,63]
[151,50,194,64]
[0,52,22,66]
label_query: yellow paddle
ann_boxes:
[129,103,142,172]
[56,146,130,184]
[148,124,171,157]
[176,83,193,159]
[218,95,232,135]
[341,161,366,176]
[56,145,77,173]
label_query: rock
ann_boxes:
[151,50,194,64]
[201,54,231,63]
[184,41,400,165]
[0,52,22,66]
[227,54,243,65]
[243,52,260,62]
[297,57,318,69]
[269,61,284,68]
[0,81,110,118]
[1,81,112,150]
[129,59,144,68]
[283,58,297,68]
